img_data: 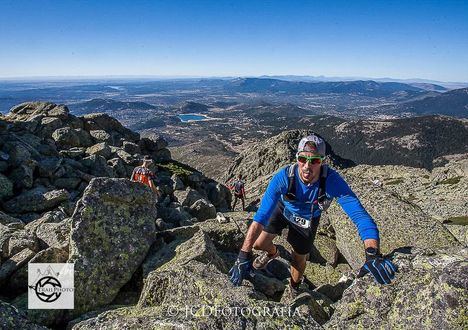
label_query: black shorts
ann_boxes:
[263,204,320,255]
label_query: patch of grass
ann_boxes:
[157,160,194,180]
[438,176,462,185]
[385,178,404,185]
[444,216,468,226]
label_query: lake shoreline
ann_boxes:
[178,113,214,122]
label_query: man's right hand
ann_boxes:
[229,251,253,286]
[358,248,397,285]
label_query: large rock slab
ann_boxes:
[37,157,62,178]
[198,215,249,253]
[345,161,468,224]
[309,233,339,265]
[6,143,32,167]
[3,187,69,214]
[0,223,13,258]
[82,113,139,143]
[445,223,467,246]
[8,101,69,121]
[0,248,35,286]
[157,206,192,226]
[72,227,322,329]
[122,141,140,155]
[7,229,39,256]
[327,247,468,329]
[173,187,205,207]
[6,246,69,295]
[89,129,111,143]
[36,218,71,250]
[0,173,13,200]
[0,300,48,329]
[189,198,217,221]
[107,157,127,178]
[206,181,232,210]
[85,142,112,159]
[38,116,63,138]
[25,209,68,234]
[138,134,168,152]
[80,154,114,177]
[149,148,171,162]
[304,263,351,290]
[0,211,24,228]
[325,171,460,269]
[11,293,64,328]
[9,162,35,190]
[67,178,157,316]
[52,127,93,148]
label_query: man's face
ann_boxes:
[297,151,322,184]
[142,160,153,167]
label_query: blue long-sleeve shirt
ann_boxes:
[253,165,379,241]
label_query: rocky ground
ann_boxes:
[0,102,467,329]
[170,136,240,180]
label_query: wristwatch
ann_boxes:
[365,247,380,259]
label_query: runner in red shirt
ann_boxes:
[130,155,160,197]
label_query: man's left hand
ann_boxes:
[229,251,253,286]
[358,249,397,285]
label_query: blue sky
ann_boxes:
[0,0,467,81]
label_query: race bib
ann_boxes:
[283,208,311,229]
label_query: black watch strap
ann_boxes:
[365,247,381,260]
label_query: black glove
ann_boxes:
[358,247,397,285]
[229,251,253,286]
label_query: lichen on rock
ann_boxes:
[67,178,157,317]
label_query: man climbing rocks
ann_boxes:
[229,134,396,295]
[130,155,160,197]
[230,174,246,211]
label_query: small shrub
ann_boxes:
[445,216,468,225]
[385,178,404,185]
[438,176,462,185]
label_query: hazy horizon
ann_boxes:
[0,74,467,85]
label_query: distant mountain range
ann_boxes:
[1,78,466,120]
[390,88,468,118]
[407,83,447,92]
[130,115,180,130]
[178,101,212,113]
[69,98,158,115]
[223,78,429,97]
[260,75,466,89]
[300,115,468,170]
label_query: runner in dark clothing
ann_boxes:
[230,174,246,211]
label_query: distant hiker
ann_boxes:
[130,155,160,197]
[230,174,246,211]
[229,134,396,295]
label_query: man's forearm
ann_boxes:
[364,238,379,250]
[240,221,264,253]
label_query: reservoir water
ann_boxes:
[178,114,208,122]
